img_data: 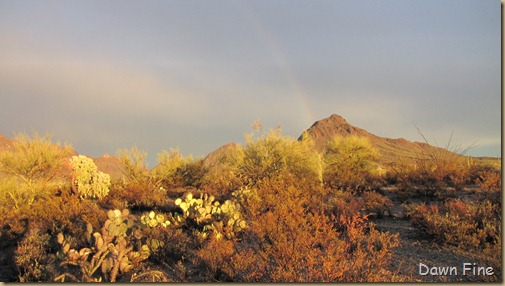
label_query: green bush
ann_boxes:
[323,135,379,190]
[153,148,190,188]
[116,146,151,184]
[0,132,74,209]
[70,155,111,200]
[240,127,322,187]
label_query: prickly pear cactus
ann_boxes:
[174,192,247,240]
[55,209,150,282]
[140,211,172,228]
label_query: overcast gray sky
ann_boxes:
[0,0,500,166]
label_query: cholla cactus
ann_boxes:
[69,155,111,199]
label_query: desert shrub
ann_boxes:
[323,135,379,191]
[475,169,501,204]
[70,155,111,200]
[0,132,74,209]
[201,143,245,197]
[409,200,501,258]
[152,148,204,189]
[362,190,393,218]
[408,130,476,196]
[225,175,399,282]
[466,160,500,184]
[103,182,170,211]
[322,188,363,224]
[388,157,463,200]
[192,235,236,281]
[14,228,58,282]
[0,176,29,212]
[24,194,106,247]
[0,188,104,247]
[116,146,151,184]
[415,153,469,193]
[142,225,193,264]
[239,126,322,187]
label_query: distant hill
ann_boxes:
[299,114,463,165]
[92,154,126,181]
[1,114,497,180]
[202,142,241,170]
[0,134,14,152]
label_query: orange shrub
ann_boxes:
[409,199,501,258]
[14,228,57,282]
[192,235,236,281]
[362,190,393,218]
[224,175,399,282]
[476,170,501,204]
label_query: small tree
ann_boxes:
[240,126,322,186]
[153,148,201,188]
[0,132,73,189]
[116,146,150,184]
[70,155,110,200]
[323,135,379,190]
[0,132,74,209]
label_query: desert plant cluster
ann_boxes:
[0,128,501,282]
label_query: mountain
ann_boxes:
[93,153,126,181]
[0,134,14,152]
[299,114,459,164]
[202,142,241,170]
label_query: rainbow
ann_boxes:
[231,0,317,126]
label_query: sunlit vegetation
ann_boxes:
[0,128,501,282]
[323,135,380,191]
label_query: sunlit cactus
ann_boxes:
[55,209,150,282]
[69,155,111,200]
[174,192,247,240]
[140,211,172,228]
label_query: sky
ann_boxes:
[0,0,501,166]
